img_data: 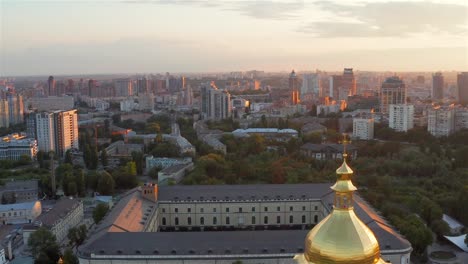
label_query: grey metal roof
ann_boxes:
[157,183,333,202]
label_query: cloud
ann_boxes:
[121,0,304,20]
[300,1,468,37]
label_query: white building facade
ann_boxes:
[0,134,37,160]
[389,104,414,132]
[353,118,374,140]
[427,105,455,137]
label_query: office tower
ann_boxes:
[35,110,78,156]
[432,72,444,100]
[380,76,406,114]
[457,72,468,105]
[201,82,231,120]
[47,76,56,96]
[6,94,24,125]
[301,74,320,97]
[88,79,97,97]
[290,70,300,105]
[0,100,9,128]
[353,118,374,140]
[427,105,455,137]
[114,78,133,97]
[389,104,414,132]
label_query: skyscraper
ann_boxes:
[88,79,97,97]
[201,82,231,120]
[35,110,78,156]
[0,100,9,128]
[290,70,300,105]
[114,78,133,97]
[6,94,24,125]
[380,76,406,114]
[47,76,56,96]
[301,74,320,97]
[457,72,468,105]
[329,68,356,100]
[432,72,444,100]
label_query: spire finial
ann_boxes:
[339,133,350,158]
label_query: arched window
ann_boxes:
[252,216,256,225]
[188,217,192,225]
[175,217,179,226]
[162,217,166,225]
[289,215,293,224]
[264,216,268,224]
[302,215,306,224]
[314,215,318,223]
[226,217,230,225]
[213,217,217,225]
[200,217,205,225]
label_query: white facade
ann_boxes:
[138,94,155,111]
[0,134,38,160]
[0,201,41,225]
[455,107,468,131]
[35,112,55,152]
[120,98,137,112]
[301,74,320,96]
[353,118,374,140]
[389,104,414,132]
[427,105,455,137]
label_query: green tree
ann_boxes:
[62,248,79,264]
[28,227,60,263]
[131,151,144,175]
[93,203,109,224]
[67,224,87,248]
[64,150,73,164]
[97,171,115,195]
[100,149,108,167]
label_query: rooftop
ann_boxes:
[36,198,81,228]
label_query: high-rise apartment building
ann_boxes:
[427,105,455,137]
[114,78,133,97]
[380,77,406,114]
[457,72,468,105]
[36,112,56,153]
[432,72,444,100]
[0,100,9,128]
[201,83,231,120]
[353,118,374,140]
[301,74,320,97]
[88,79,98,97]
[7,94,24,125]
[47,76,56,96]
[389,104,414,132]
[329,68,356,100]
[34,110,78,156]
[137,77,150,95]
[455,107,468,131]
[290,70,300,105]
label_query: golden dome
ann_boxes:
[296,151,389,264]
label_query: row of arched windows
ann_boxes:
[161,215,318,226]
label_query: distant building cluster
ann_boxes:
[0,93,24,128]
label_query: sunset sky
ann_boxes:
[1,0,467,76]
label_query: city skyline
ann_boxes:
[1,0,468,76]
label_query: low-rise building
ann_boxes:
[300,143,357,160]
[0,133,37,161]
[201,135,226,154]
[145,156,192,173]
[24,198,84,243]
[232,128,298,141]
[158,163,194,185]
[442,214,464,235]
[0,201,41,225]
[0,179,39,203]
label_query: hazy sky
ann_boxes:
[1,0,468,76]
